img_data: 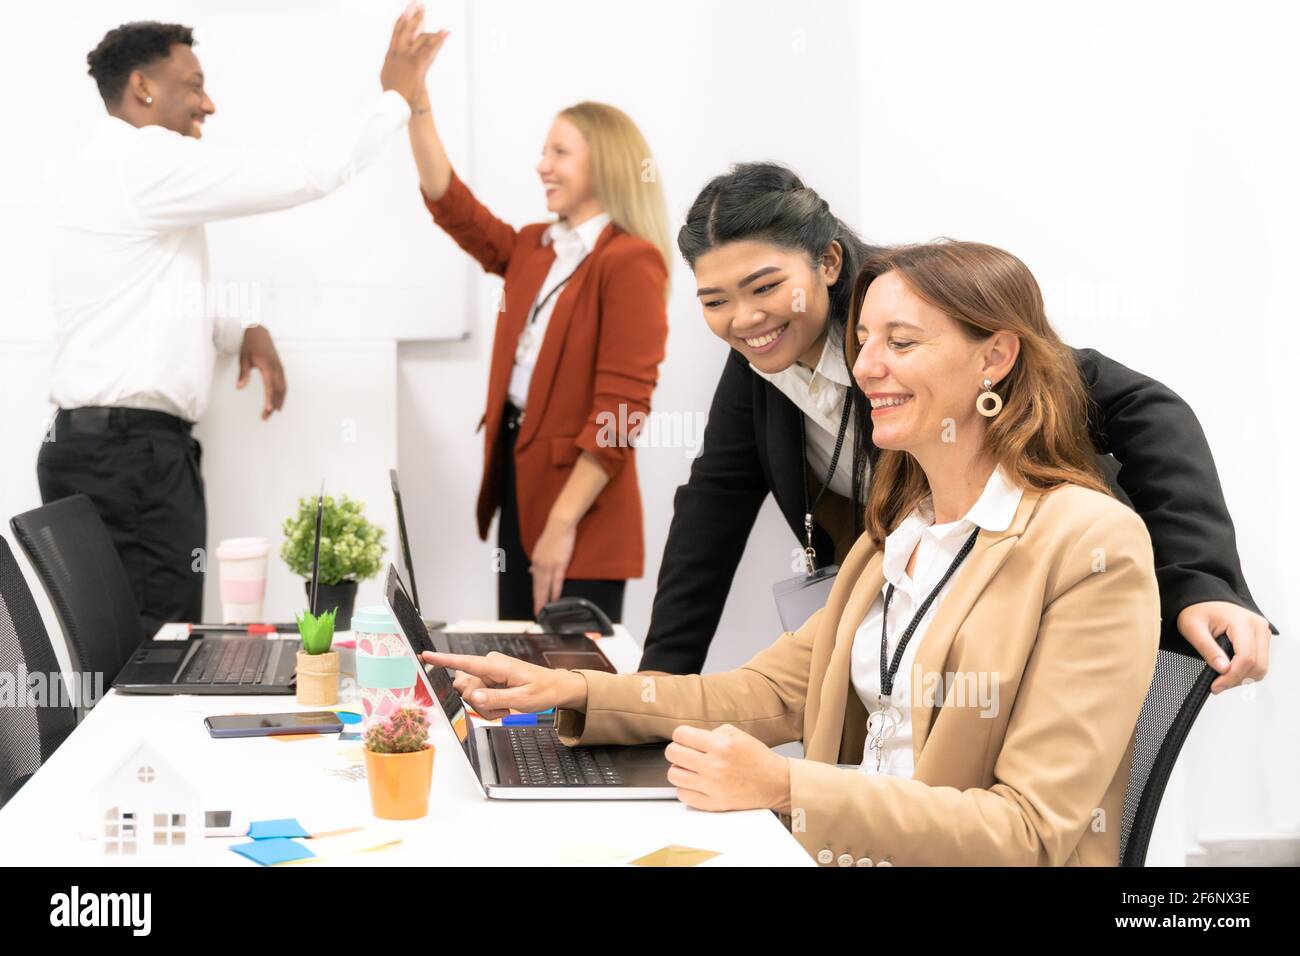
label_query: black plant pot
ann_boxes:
[305,580,358,631]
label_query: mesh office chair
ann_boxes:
[10,495,143,699]
[0,536,77,807]
[1118,634,1232,867]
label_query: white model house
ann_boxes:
[96,741,203,856]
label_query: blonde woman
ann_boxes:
[426,242,1163,866]
[407,30,670,621]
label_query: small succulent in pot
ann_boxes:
[364,706,430,754]
[295,607,337,655]
[363,705,435,819]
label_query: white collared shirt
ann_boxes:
[850,465,1025,778]
[48,90,410,422]
[508,211,611,409]
[750,333,858,497]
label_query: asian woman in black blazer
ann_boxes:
[638,163,1274,687]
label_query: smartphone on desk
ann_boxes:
[205,711,344,738]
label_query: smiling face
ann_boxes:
[536,115,602,224]
[852,270,1017,457]
[137,43,214,138]
[693,239,842,373]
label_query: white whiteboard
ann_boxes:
[0,0,474,344]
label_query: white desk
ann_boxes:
[0,623,811,866]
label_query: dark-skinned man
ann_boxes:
[42,7,446,637]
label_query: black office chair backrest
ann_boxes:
[1119,635,1231,867]
[0,536,77,807]
[9,495,143,694]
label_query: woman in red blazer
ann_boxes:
[406,37,671,622]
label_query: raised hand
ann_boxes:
[380,3,450,107]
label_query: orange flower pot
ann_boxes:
[364,745,435,820]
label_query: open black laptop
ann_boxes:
[385,565,673,798]
[388,468,615,673]
[111,489,327,695]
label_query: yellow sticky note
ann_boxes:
[629,845,721,867]
[550,843,632,865]
[270,732,323,743]
[284,828,402,863]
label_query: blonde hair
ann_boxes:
[558,101,672,293]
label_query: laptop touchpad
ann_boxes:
[542,651,607,669]
[140,648,185,664]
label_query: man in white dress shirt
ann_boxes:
[38,12,442,637]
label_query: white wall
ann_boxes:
[856,0,1297,859]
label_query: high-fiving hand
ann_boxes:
[381,2,449,107]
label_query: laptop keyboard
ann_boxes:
[507,727,623,786]
[181,639,273,686]
[448,632,564,664]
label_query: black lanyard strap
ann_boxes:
[878,527,980,698]
[802,393,854,569]
[528,259,588,325]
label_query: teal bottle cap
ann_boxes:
[350,605,398,634]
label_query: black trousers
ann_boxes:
[496,405,625,623]
[36,408,206,639]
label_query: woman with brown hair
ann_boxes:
[405,28,671,621]
[638,162,1271,690]
[425,240,1163,866]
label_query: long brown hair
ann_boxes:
[846,241,1110,546]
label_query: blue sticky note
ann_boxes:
[248,818,310,840]
[502,713,537,726]
[337,711,363,725]
[231,838,315,866]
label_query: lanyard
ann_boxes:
[878,527,980,699]
[802,394,853,573]
[528,259,587,326]
[515,257,590,378]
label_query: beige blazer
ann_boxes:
[556,483,1161,866]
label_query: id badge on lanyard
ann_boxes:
[771,395,852,632]
[773,563,840,632]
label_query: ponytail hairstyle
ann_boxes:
[678,162,881,536]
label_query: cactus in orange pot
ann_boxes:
[364,705,429,753]
[363,705,435,820]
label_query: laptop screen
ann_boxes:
[384,565,471,756]
[389,468,422,616]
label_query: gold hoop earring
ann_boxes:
[976,377,1002,417]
